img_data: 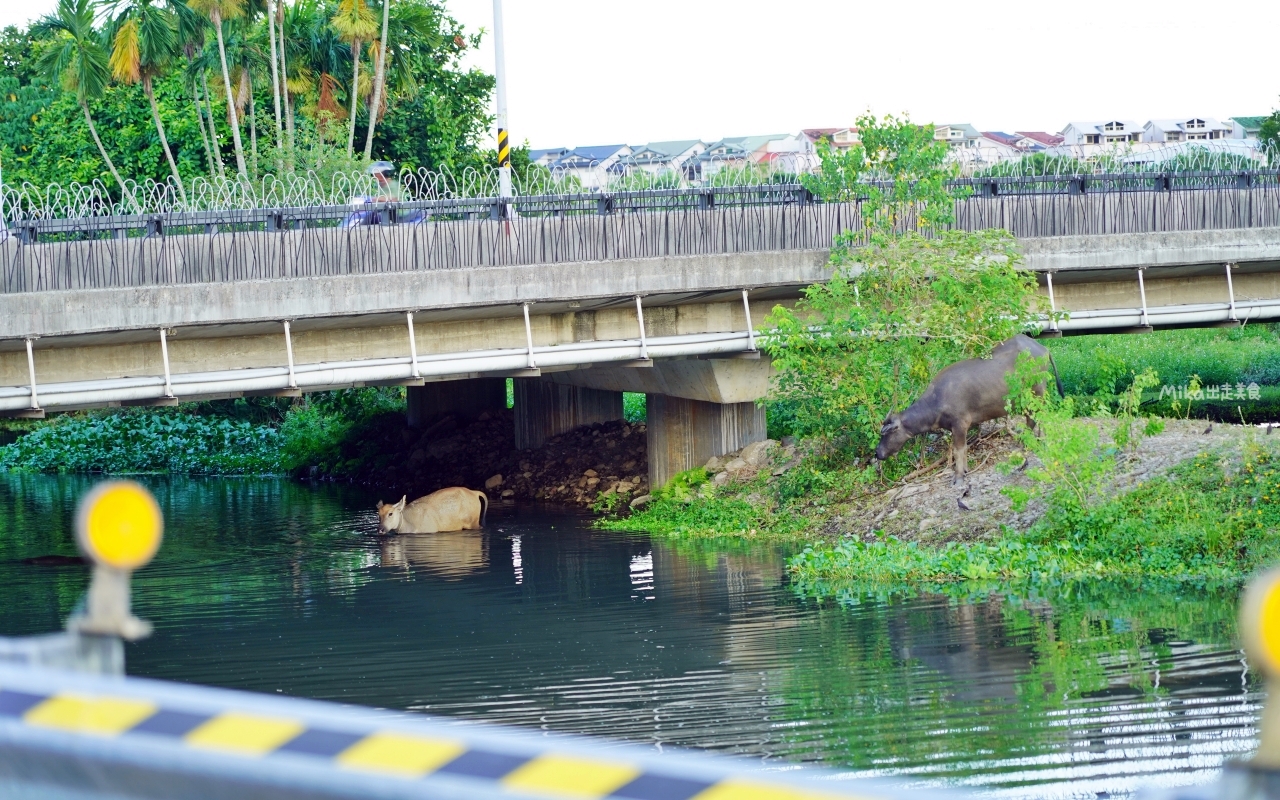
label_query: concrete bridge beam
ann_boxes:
[646,395,766,489]
[548,356,772,405]
[513,378,624,450]
[548,357,773,487]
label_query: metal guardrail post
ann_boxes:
[24,337,39,412]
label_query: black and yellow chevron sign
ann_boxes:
[1,685,870,799]
[497,128,511,168]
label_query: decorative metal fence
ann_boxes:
[3,171,1280,294]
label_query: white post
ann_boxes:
[406,312,420,379]
[635,296,649,361]
[159,329,174,398]
[24,337,39,410]
[1046,272,1059,332]
[742,289,757,351]
[283,320,297,389]
[1137,268,1150,328]
[522,303,536,369]
[493,0,512,200]
[1226,263,1238,321]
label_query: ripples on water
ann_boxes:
[0,474,1262,798]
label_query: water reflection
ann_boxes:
[0,474,1261,799]
[379,531,488,579]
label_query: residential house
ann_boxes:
[614,140,706,178]
[801,127,859,150]
[548,145,632,188]
[689,134,791,180]
[1230,116,1269,140]
[981,131,1044,153]
[1060,121,1143,146]
[1143,117,1232,143]
[982,131,1065,152]
[528,147,570,167]
[934,123,984,149]
[1016,131,1064,148]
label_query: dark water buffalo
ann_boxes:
[875,334,1063,488]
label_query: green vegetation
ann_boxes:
[0,387,404,475]
[790,439,1280,585]
[0,0,494,193]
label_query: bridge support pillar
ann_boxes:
[513,378,623,450]
[646,395,765,489]
[406,378,507,428]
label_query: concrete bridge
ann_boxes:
[4,176,1280,487]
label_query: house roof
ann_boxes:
[1063,120,1143,135]
[1016,131,1064,146]
[554,144,629,164]
[529,147,570,162]
[982,131,1022,146]
[1230,116,1269,130]
[1146,117,1231,132]
[937,123,982,138]
[631,140,704,158]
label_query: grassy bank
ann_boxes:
[608,325,1280,586]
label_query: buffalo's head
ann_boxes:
[376,496,407,534]
[875,413,911,461]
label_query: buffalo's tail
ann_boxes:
[1048,353,1065,398]
[477,491,489,527]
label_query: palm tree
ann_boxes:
[187,0,250,180]
[265,0,283,164]
[360,0,389,160]
[330,0,376,157]
[106,0,188,203]
[36,0,139,209]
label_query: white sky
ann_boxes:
[7,0,1280,149]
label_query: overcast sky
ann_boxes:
[7,0,1280,149]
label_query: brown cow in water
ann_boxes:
[376,487,489,534]
[875,334,1063,490]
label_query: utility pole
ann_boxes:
[493,0,511,201]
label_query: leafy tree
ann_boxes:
[764,230,1045,451]
[105,0,188,201]
[802,112,962,236]
[187,0,250,179]
[767,113,1043,459]
[361,0,389,159]
[35,0,138,208]
[1261,112,1280,167]
[329,0,376,156]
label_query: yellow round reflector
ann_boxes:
[1240,568,1280,676]
[75,481,163,570]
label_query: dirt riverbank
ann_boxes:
[818,418,1256,543]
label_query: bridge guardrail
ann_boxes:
[3,171,1280,294]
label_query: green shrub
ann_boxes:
[0,410,280,474]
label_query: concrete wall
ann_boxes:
[0,251,829,340]
[0,299,783,389]
[647,395,766,488]
[1019,227,1280,272]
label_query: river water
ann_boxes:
[0,475,1262,799]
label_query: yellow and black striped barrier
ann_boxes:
[0,662,931,800]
